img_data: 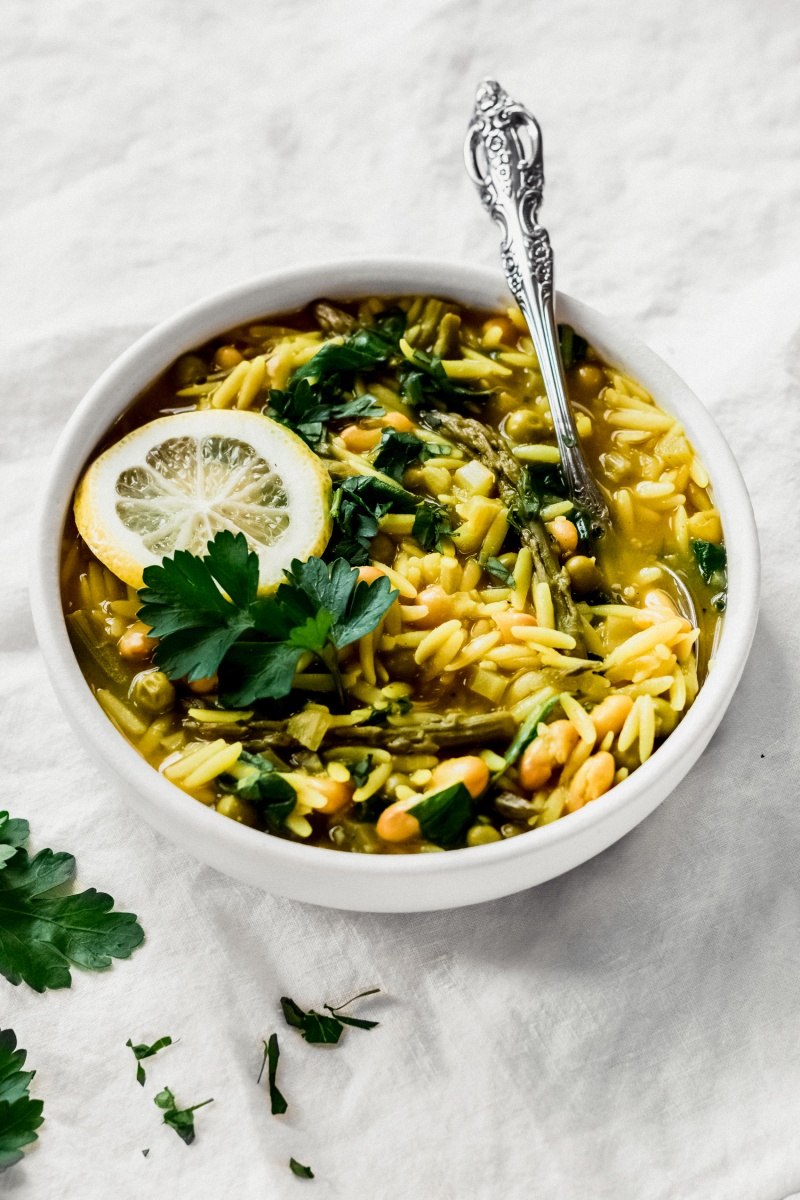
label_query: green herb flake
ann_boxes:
[484,557,515,586]
[499,694,561,775]
[126,1035,173,1086]
[142,1149,149,1158]
[257,1034,287,1115]
[154,1087,213,1146]
[0,1029,44,1173]
[691,539,727,610]
[558,323,588,368]
[290,1157,314,1178]
[0,811,144,993]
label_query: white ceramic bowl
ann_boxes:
[30,259,760,912]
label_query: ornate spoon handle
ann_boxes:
[465,78,610,528]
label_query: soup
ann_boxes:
[61,294,726,853]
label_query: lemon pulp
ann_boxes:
[74,409,331,589]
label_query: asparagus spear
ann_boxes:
[420,410,585,650]
[182,710,517,755]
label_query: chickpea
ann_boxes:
[131,670,176,715]
[304,776,354,815]
[376,795,421,843]
[493,610,538,643]
[214,345,243,370]
[590,695,633,742]
[546,516,578,557]
[574,364,605,395]
[565,555,602,594]
[466,823,502,846]
[340,425,381,453]
[519,720,579,791]
[415,585,455,628]
[186,674,218,695]
[430,755,489,799]
[378,411,415,433]
[357,565,383,584]
[118,622,157,661]
[566,751,615,812]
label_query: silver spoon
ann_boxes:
[465,78,611,530]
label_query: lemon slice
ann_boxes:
[74,409,331,589]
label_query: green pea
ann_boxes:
[466,824,502,847]
[131,670,176,715]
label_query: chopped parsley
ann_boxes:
[372,430,449,484]
[290,1158,314,1178]
[411,502,452,551]
[281,989,380,1044]
[327,476,416,566]
[0,811,144,993]
[126,1036,173,1086]
[558,323,588,368]
[257,1034,287,1115]
[218,751,296,831]
[154,1087,213,1146]
[0,1029,43,1172]
[138,532,397,706]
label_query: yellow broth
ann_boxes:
[61,295,725,853]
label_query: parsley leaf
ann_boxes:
[327,476,417,566]
[290,1158,314,1178]
[484,557,515,586]
[0,811,144,993]
[412,502,452,551]
[154,1087,213,1146]
[138,533,398,706]
[349,756,373,789]
[0,1029,43,1173]
[257,1034,287,1115]
[409,783,474,847]
[126,1036,173,1086]
[218,752,296,831]
[281,990,380,1044]
[138,530,259,682]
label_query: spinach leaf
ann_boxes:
[692,539,727,611]
[218,752,296,830]
[499,694,561,774]
[484,557,515,586]
[409,783,474,847]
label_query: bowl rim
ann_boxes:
[29,255,761,885]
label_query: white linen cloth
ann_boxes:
[3,2,800,1196]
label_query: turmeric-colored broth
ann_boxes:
[61,295,725,853]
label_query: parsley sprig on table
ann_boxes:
[126,1035,173,1086]
[0,1029,43,1172]
[281,989,380,1044]
[138,531,398,706]
[0,811,144,993]
[154,1087,213,1146]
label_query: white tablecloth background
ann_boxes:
[4,2,800,1197]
